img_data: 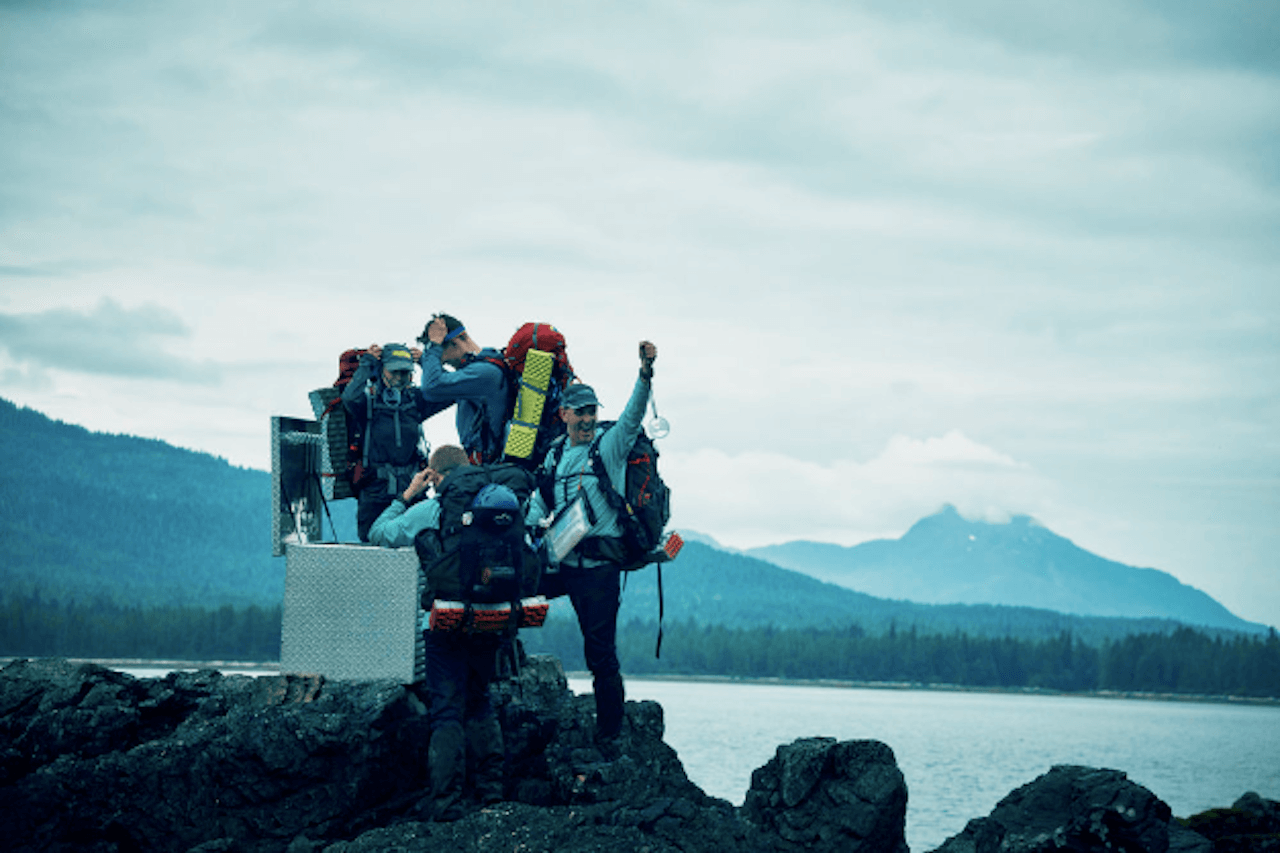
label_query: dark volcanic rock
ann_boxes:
[743,736,908,853]
[3,657,1262,853]
[931,764,1185,853]
[0,656,881,852]
[1,658,428,851]
[1180,792,1280,853]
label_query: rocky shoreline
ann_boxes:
[2,656,1276,852]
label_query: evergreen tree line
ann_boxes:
[1,593,280,662]
[523,617,1280,699]
[1,397,283,612]
[5,592,1278,699]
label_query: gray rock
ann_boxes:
[5,657,1254,853]
[4,656,903,853]
[1234,791,1280,828]
[930,765,1174,853]
[743,736,909,853]
[1179,791,1280,852]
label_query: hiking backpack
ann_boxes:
[311,348,427,499]
[415,464,541,623]
[538,421,680,657]
[539,422,672,572]
[483,322,576,470]
[310,348,368,501]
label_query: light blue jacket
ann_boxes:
[525,373,651,564]
[368,497,441,548]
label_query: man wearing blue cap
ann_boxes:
[526,339,658,755]
[418,314,510,465]
[342,342,432,541]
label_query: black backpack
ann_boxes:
[416,464,540,611]
[539,422,675,657]
[539,422,671,571]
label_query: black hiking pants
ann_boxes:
[424,629,504,819]
[546,563,626,740]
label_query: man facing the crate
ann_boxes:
[417,313,510,465]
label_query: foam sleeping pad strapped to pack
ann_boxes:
[503,348,554,461]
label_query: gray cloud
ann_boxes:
[0,1,1276,626]
[0,299,219,382]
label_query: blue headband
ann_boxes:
[443,325,466,343]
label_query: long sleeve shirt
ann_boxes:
[419,345,509,461]
[525,372,651,562]
[341,353,431,469]
[368,497,441,548]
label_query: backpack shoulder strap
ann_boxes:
[586,422,620,503]
[536,436,568,509]
[477,355,516,462]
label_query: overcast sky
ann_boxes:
[2,1,1277,627]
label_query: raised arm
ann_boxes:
[598,341,656,476]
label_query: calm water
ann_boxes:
[572,677,1280,852]
[108,665,1278,852]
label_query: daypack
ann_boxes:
[539,421,672,572]
[416,464,542,630]
[481,323,576,470]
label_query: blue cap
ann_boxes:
[562,384,600,408]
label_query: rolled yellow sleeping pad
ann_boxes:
[504,348,554,459]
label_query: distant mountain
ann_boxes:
[596,540,1230,645]
[1,397,1263,643]
[0,397,284,609]
[744,506,1266,634]
[673,529,736,551]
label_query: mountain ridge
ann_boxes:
[1,396,1266,640]
[743,505,1264,633]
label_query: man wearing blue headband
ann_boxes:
[418,313,510,465]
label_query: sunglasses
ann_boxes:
[573,405,598,416]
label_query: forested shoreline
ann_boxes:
[2,594,281,663]
[5,593,1278,699]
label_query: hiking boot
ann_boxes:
[434,798,470,823]
[595,732,624,763]
[593,673,625,742]
[428,723,466,822]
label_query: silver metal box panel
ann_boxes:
[271,415,325,557]
[281,543,424,683]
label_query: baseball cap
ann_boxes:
[381,343,414,372]
[562,384,600,409]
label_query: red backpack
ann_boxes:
[503,322,574,378]
[313,348,369,499]
[483,323,576,469]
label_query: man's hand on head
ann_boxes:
[403,468,434,501]
[427,317,448,346]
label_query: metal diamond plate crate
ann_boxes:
[271,415,326,557]
[281,543,425,683]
